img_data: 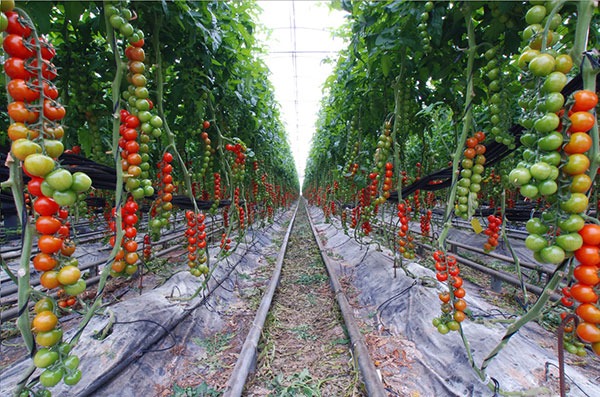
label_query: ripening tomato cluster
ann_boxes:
[420,209,432,237]
[143,234,151,260]
[196,121,212,180]
[432,250,467,334]
[397,202,415,259]
[119,109,154,200]
[515,89,598,265]
[483,215,501,252]
[225,142,247,183]
[109,199,139,277]
[186,210,208,277]
[456,131,486,219]
[151,152,174,234]
[31,297,82,387]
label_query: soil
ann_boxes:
[244,203,366,396]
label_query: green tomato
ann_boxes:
[71,172,92,193]
[539,245,565,264]
[518,48,540,69]
[538,180,557,196]
[529,53,555,76]
[509,168,531,186]
[471,174,482,184]
[555,54,573,74]
[120,22,134,37]
[530,162,552,180]
[24,154,55,177]
[437,324,449,334]
[576,347,587,357]
[526,218,548,235]
[432,317,441,327]
[33,348,59,368]
[534,113,560,133]
[558,214,585,232]
[472,164,484,175]
[143,185,154,196]
[462,158,473,169]
[40,180,56,197]
[526,234,548,252]
[46,169,73,191]
[540,151,561,166]
[458,196,468,204]
[0,12,8,31]
[64,369,82,386]
[63,279,86,296]
[63,355,80,370]
[459,178,471,187]
[131,187,145,200]
[537,131,563,151]
[542,71,567,93]
[447,321,460,331]
[469,183,481,193]
[520,184,539,199]
[520,133,537,148]
[458,204,468,213]
[34,298,55,314]
[58,343,72,356]
[40,368,64,387]
[138,111,152,122]
[560,193,589,214]
[556,233,583,252]
[150,116,163,128]
[109,14,124,29]
[53,190,77,206]
[542,92,564,113]
[545,13,562,30]
[125,177,140,191]
[525,5,546,25]
[44,139,64,158]
[36,329,63,347]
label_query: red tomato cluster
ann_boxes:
[397,202,415,259]
[220,233,231,251]
[569,224,600,355]
[420,209,432,237]
[151,152,174,229]
[186,211,208,277]
[433,250,467,334]
[381,162,393,199]
[109,198,139,276]
[214,173,222,201]
[483,215,501,252]
[225,143,246,182]
[143,234,151,260]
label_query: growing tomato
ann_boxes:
[39,368,64,387]
[24,154,54,177]
[57,265,80,285]
[63,279,86,296]
[33,348,59,369]
[32,311,58,332]
[8,101,38,123]
[569,111,595,133]
[40,271,60,289]
[563,133,592,155]
[34,298,54,314]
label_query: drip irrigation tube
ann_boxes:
[223,203,298,396]
[305,200,387,397]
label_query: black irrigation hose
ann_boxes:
[376,279,418,330]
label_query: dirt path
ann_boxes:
[244,203,365,396]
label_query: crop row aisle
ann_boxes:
[1,0,600,396]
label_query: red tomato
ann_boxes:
[571,283,599,303]
[575,245,600,267]
[4,57,29,80]
[3,34,34,58]
[43,100,65,121]
[38,235,63,254]
[34,197,59,216]
[577,322,600,343]
[35,216,61,235]
[5,12,32,37]
[33,253,58,271]
[573,265,600,286]
[28,177,44,197]
[8,101,38,123]
[576,303,600,324]
[579,224,600,246]
[572,90,598,112]
[7,79,39,102]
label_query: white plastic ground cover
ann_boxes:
[308,207,600,396]
[0,208,294,396]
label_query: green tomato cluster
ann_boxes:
[41,169,92,207]
[483,47,515,148]
[417,1,434,53]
